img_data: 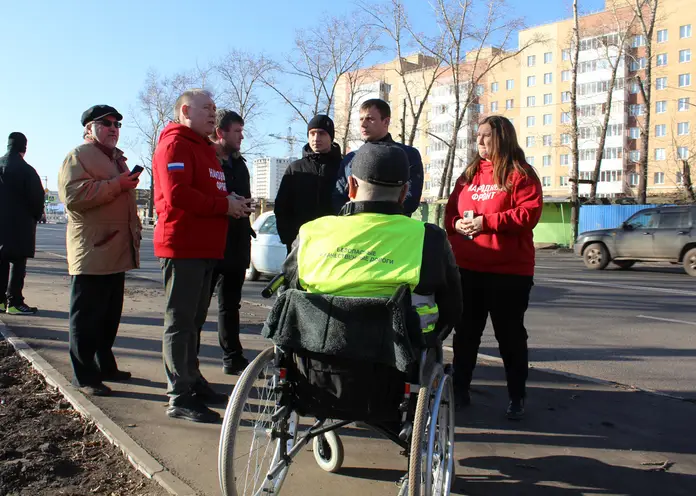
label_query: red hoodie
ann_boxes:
[153,123,229,259]
[445,160,543,276]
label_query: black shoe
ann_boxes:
[167,396,221,423]
[222,355,250,375]
[6,303,38,315]
[101,370,132,382]
[454,390,471,411]
[78,383,112,397]
[507,398,525,420]
[193,382,229,405]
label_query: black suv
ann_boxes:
[574,205,696,276]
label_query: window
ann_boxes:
[491,101,499,112]
[527,76,536,87]
[680,24,692,39]
[506,79,514,90]
[561,134,570,145]
[632,35,646,47]
[678,147,689,159]
[629,127,640,139]
[627,211,658,229]
[630,104,644,116]
[562,49,571,61]
[680,49,692,63]
[657,53,668,66]
[527,55,536,67]
[677,172,684,185]
[629,173,640,186]
[630,58,646,71]
[561,91,571,103]
[656,101,667,113]
[656,77,667,90]
[543,114,552,125]
[679,74,691,87]
[478,104,485,113]
[544,52,553,64]
[506,99,514,109]
[543,135,552,147]
[629,150,640,162]
[630,82,641,94]
[659,209,690,228]
[526,136,536,147]
[654,172,665,184]
[561,70,571,82]
[542,176,551,187]
[476,84,484,96]
[679,98,691,111]
[527,156,536,166]
[561,112,570,123]
[655,124,666,137]
[678,122,690,135]
[527,96,536,107]
[259,215,278,235]
[559,176,569,186]
[543,93,552,105]
[543,155,552,167]
[491,82,499,92]
[544,73,553,84]
[657,29,668,43]
[560,154,570,165]
[527,116,536,127]
[655,148,666,160]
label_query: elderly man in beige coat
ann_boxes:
[58,105,142,397]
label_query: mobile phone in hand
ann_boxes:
[129,165,144,176]
[463,210,474,239]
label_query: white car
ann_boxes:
[247,212,286,281]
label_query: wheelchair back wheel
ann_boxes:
[218,347,298,496]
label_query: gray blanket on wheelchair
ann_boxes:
[262,287,423,375]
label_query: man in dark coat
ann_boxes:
[0,133,45,314]
[274,115,343,252]
[209,110,255,375]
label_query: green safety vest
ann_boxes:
[297,213,438,334]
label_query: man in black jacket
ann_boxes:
[275,115,343,252]
[0,133,45,314]
[209,110,254,375]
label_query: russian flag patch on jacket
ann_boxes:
[167,162,184,171]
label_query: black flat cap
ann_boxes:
[351,142,409,187]
[81,105,123,127]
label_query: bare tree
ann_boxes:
[262,12,382,125]
[336,68,378,152]
[570,0,581,243]
[413,0,542,224]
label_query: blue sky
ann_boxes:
[0,0,604,190]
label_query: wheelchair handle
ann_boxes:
[262,274,285,299]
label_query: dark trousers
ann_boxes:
[452,269,533,401]
[0,258,27,306]
[161,258,216,405]
[210,268,246,364]
[69,273,125,386]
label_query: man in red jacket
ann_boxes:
[153,89,252,423]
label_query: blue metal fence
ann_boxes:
[579,205,662,233]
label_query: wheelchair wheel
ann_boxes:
[312,431,344,473]
[218,347,298,496]
[408,370,455,496]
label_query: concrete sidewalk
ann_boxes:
[3,252,696,496]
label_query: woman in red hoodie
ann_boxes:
[445,115,542,420]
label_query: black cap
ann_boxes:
[351,142,409,187]
[307,114,335,141]
[81,105,123,127]
[7,132,27,154]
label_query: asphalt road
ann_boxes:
[36,223,696,399]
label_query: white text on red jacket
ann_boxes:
[467,183,500,201]
[209,168,227,192]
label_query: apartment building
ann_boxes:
[333,0,695,200]
[251,157,295,200]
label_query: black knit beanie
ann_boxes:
[307,115,335,141]
[7,132,27,154]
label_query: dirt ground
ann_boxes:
[0,338,166,496]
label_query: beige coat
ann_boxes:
[58,142,141,275]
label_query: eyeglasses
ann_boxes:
[95,120,122,129]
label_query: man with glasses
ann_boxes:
[58,105,142,397]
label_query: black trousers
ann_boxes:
[209,267,246,365]
[452,269,533,401]
[69,273,125,386]
[0,258,27,306]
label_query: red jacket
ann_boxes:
[153,123,229,259]
[445,160,543,276]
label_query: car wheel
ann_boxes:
[583,243,610,270]
[684,248,696,277]
[246,264,260,281]
[613,260,636,270]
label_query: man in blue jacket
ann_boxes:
[332,99,423,215]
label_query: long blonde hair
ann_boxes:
[459,115,538,192]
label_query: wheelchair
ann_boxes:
[218,275,455,496]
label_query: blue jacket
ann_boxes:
[332,134,424,216]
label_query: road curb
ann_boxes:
[0,323,199,496]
